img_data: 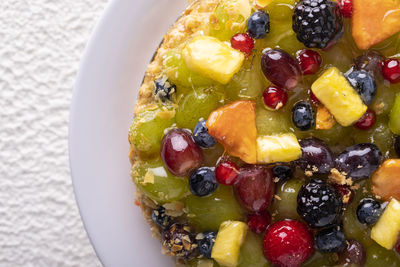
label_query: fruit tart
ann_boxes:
[128,0,400,266]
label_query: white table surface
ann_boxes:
[1,0,108,266]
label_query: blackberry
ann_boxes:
[151,206,171,229]
[154,76,176,102]
[297,179,343,228]
[292,0,343,49]
[196,231,217,259]
[162,223,197,259]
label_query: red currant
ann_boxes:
[297,49,322,75]
[338,0,353,18]
[262,86,288,110]
[215,158,239,186]
[382,58,400,84]
[231,33,254,56]
[354,109,376,130]
[247,212,271,234]
[309,90,321,106]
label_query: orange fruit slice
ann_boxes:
[372,159,400,201]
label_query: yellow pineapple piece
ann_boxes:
[316,105,336,130]
[311,67,367,127]
[371,198,400,250]
[256,133,302,164]
[182,36,245,84]
[223,0,251,18]
[211,221,248,267]
[256,0,274,7]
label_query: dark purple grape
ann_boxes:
[338,240,366,266]
[261,49,302,90]
[395,136,400,157]
[354,50,384,79]
[315,225,346,253]
[335,143,383,181]
[297,138,334,175]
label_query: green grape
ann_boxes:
[176,87,225,130]
[366,243,400,267]
[185,185,244,232]
[320,43,353,73]
[129,106,175,157]
[132,159,189,204]
[188,259,219,267]
[302,252,336,267]
[311,123,353,147]
[163,48,214,89]
[202,143,225,167]
[265,0,296,22]
[238,231,270,267]
[256,104,292,135]
[271,179,304,221]
[372,86,397,117]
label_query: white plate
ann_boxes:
[69,0,187,266]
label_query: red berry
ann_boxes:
[338,0,353,18]
[334,184,354,205]
[396,239,400,254]
[297,49,322,75]
[309,90,321,106]
[382,58,400,84]
[262,86,288,110]
[354,109,376,130]
[247,212,271,234]
[215,158,239,185]
[231,33,254,56]
[263,220,314,267]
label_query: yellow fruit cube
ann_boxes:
[256,133,302,164]
[256,0,274,7]
[183,36,245,84]
[311,67,367,126]
[371,198,400,250]
[211,221,248,267]
[316,105,336,130]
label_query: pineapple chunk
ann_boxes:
[211,221,248,267]
[371,198,400,250]
[223,0,251,19]
[311,67,367,127]
[372,160,400,201]
[316,105,336,130]
[256,0,274,7]
[257,133,302,164]
[182,36,245,84]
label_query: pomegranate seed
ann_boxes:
[247,212,271,234]
[354,109,376,130]
[334,184,354,205]
[262,86,288,110]
[297,49,322,75]
[231,33,254,56]
[215,158,239,185]
[396,238,400,254]
[382,58,400,84]
[309,90,321,106]
[338,0,353,18]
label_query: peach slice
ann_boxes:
[372,159,400,201]
[352,0,400,50]
[206,100,257,164]
[316,105,336,130]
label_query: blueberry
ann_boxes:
[292,101,314,131]
[272,165,292,183]
[346,70,377,106]
[193,120,216,148]
[297,138,334,175]
[151,206,172,229]
[154,77,176,102]
[315,225,346,253]
[356,198,383,225]
[247,11,270,39]
[189,167,218,197]
[196,231,217,259]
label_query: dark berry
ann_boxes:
[193,120,216,148]
[247,11,270,39]
[346,69,377,106]
[262,86,288,110]
[354,109,376,130]
[231,33,254,56]
[335,143,383,181]
[356,198,383,225]
[151,207,171,229]
[292,101,314,131]
[196,231,216,259]
[333,184,354,205]
[309,90,321,106]
[315,225,346,253]
[382,58,400,84]
[293,0,344,49]
[354,50,384,79]
[261,49,302,90]
[338,0,353,18]
[338,240,366,266]
[395,136,400,157]
[297,138,334,175]
[297,49,322,75]
[189,167,218,197]
[247,211,271,234]
[155,77,176,102]
[297,179,343,228]
[272,165,293,183]
[162,223,196,259]
[215,158,239,186]
[263,220,314,267]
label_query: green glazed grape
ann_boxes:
[129,106,175,157]
[132,159,189,204]
[366,243,400,267]
[256,104,292,135]
[312,124,352,147]
[202,143,225,167]
[238,231,270,267]
[264,0,296,22]
[271,179,304,221]
[176,87,225,130]
[302,252,336,267]
[185,185,244,232]
[188,259,219,267]
[389,92,400,135]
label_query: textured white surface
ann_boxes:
[0,0,107,266]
